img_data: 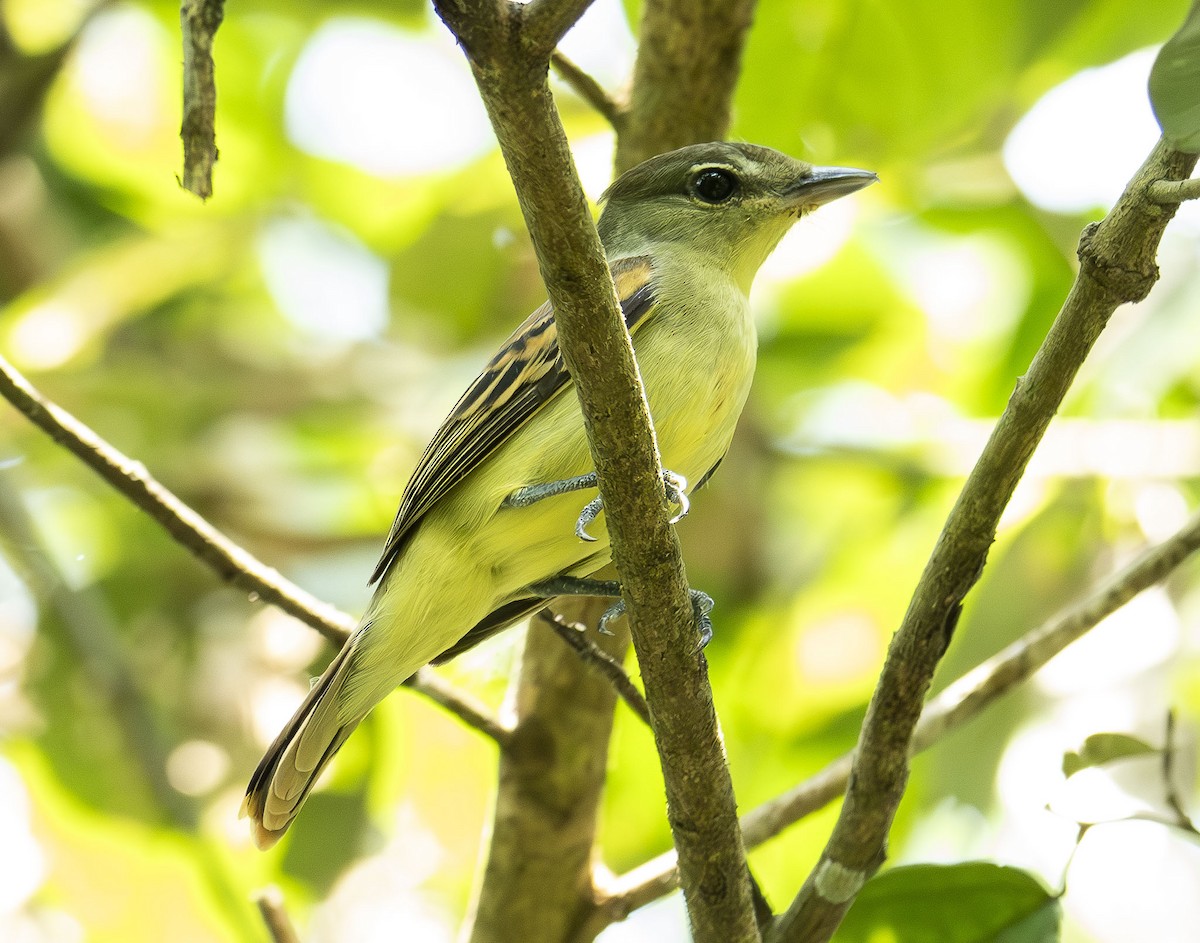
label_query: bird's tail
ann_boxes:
[241,639,361,849]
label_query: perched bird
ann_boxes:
[243,142,876,848]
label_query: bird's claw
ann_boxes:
[598,598,624,635]
[576,496,603,542]
[663,470,690,524]
[692,590,714,650]
[596,589,714,648]
[575,470,691,541]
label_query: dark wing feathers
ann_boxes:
[429,597,546,664]
[369,256,657,585]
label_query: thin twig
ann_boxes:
[1147,177,1200,203]
[0,352,352,642]
[1162,710,1198,833]
[0,352,510,744]
[255,888,302,943]
[180,0,224,199]
[598,502,1200,920]
[539,609,651,727]
[550,50,625,129]
[405,667,513,747]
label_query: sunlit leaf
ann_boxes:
[1150,1,1200,151]
[834,863,1060,943]
[1062,732,1158,778]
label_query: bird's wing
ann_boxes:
[369,255,656,585]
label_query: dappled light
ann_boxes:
[1,1,1199,941]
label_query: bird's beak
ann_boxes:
[786,166,878,207]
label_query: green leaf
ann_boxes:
[1150,0,1200,151]
[1062,733,1157,778]
[833,863,1060,943]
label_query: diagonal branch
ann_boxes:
[597,500,1200,921]
[0,352,509,744]
[254,888,302,943]
[0,353,351,641]
[541,609,651,727]
[769,137,1199,943]
[522,0,598,58]
[551,50,625,130]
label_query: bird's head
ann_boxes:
[598,142,877,292]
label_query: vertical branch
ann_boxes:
[465,599,627,943]
[616,0,757,168]
[180,0,224,199]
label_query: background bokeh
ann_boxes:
[1,0,1200,940]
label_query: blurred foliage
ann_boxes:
[0,0,1199,941]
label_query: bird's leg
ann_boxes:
[505,471,690,543]
[504,472,598,509]
[529,575,714,647]
[574,470,690,542]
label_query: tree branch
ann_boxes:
[431,1,760,937]
[433,0,506,63]
[616,0,757,169]
[598,499,1200,920]
[0,352,510,744]
[465,599,627,943]
[254,888,302,943]
[403,667,513,747]
[769,137,1199,943]
[551,50,625,130]
[0,353,351,641]
[1161,711,1198,833]
[180,0,224,199]
[540,608,651,727]
[523,0,597,58]
[1147,177,1200,203]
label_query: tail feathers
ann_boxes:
[241,640,361,850]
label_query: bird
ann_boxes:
[242,141,877,849]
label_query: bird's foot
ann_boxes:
[504,472,598,509]
[529,576,713,647]
[575,470,690,542]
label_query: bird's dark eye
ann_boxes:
[690,168,738,204]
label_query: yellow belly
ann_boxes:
[345,268,756,716]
